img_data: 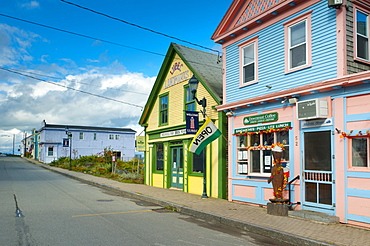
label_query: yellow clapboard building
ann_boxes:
[139,43,227,198]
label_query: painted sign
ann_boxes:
[243,113,278,125]
[160,129,187,138]
[186,111,199,134]
[235,122,291,134]
[136,136,145,151]
[301,118,333,128]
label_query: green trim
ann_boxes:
[158,92,169,127]
[218,111,227,199]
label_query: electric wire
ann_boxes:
[60,0,221,55]
[0,13,222,69]
[0,67,144,109]
[8,68,148,95]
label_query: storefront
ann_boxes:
[139,43,227,199]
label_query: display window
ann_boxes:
[234,123,291,176]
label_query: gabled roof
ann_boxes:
[139,43,222,126]
[212,0,308,44]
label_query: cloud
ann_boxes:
[20,1,40,9]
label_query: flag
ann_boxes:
[189,117,221,155]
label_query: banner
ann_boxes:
[189,117,221,155]
[186,111,199,134]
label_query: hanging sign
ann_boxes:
[186,111,199,134]
[243,113,278,125]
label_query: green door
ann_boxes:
[171,147,183,189]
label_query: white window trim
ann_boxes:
[238,36,258,87]
[283,11,312,74]
[354,7,370,64]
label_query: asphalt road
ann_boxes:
[0,157,291,246]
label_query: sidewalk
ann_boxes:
[27,159,369,246]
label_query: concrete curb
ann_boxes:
[28,160,333,246]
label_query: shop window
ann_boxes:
[192,149,206,173]
[239,36,258,86]
[284,11,312,73]
[155,143,164,171]
[351,137,369,168]
[159,93,169,126]
[355,9,370,61]
[236,131,289,175]
[47,146,54,156]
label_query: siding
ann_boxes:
[346,0,370,74]
[225,1,337,104]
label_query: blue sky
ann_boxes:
[0,0,232,154]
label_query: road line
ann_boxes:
[72,209,152,217]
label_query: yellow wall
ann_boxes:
[146,54,219,132]
[152,173,164,188]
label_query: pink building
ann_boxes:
[212,0,370,228]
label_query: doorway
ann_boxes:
[303,130,334,210]
[170,146,183,189]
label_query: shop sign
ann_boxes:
[136,136,145,151]
[164,62,190,89]
[243,113,278,125]
[235,122,291,134]
[160,129,186,138]
[301,118,333,128]
[185,111,199,134]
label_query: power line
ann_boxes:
[0,67,144,109]
[0,13,222,69]
[8,68,148,95]
[60,0,221,55]
[0,13,164,57]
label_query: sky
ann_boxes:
[0,0,233,154]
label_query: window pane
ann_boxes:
[352,138,367,167]
[263,133,274,146]
[193,149,205,173]
[290,44,306,68]
[160,96,168,124]
[304,131,331,171]
[305,182,317,203]
[238,135,247,147]
[186,102,195,111]
[357,35,369,60]
[357,11,368,36]
[156,144,164,171]
[243,64,255,83]
[276,131,289,145]
[251,150,260,172]
[243,43,254,65]
[290,21,306,47]
[282,146,290,162]
[250,134,260,146]
[319,183,332,205]
[263,150,272,173]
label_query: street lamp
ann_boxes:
[65,128,72,170]
[188,75,208,198]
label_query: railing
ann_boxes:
[288,175,300,208]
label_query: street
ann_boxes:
[0,157,290,246]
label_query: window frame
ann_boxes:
[47,146,54,156]
[109,134,114,140]
[349,136,370,170]
[79,132,84,140]
[93,133,97,140]
[190,148,206,176]
[283,11,312,73]
[236,130,290,177]
[154,143,164,172]
[159,93,169,126]
[238,36,258,87]
[354,6,370,64]
[115,134,120,140]
[184,85,196,120]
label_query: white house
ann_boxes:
[38,120,136,163]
